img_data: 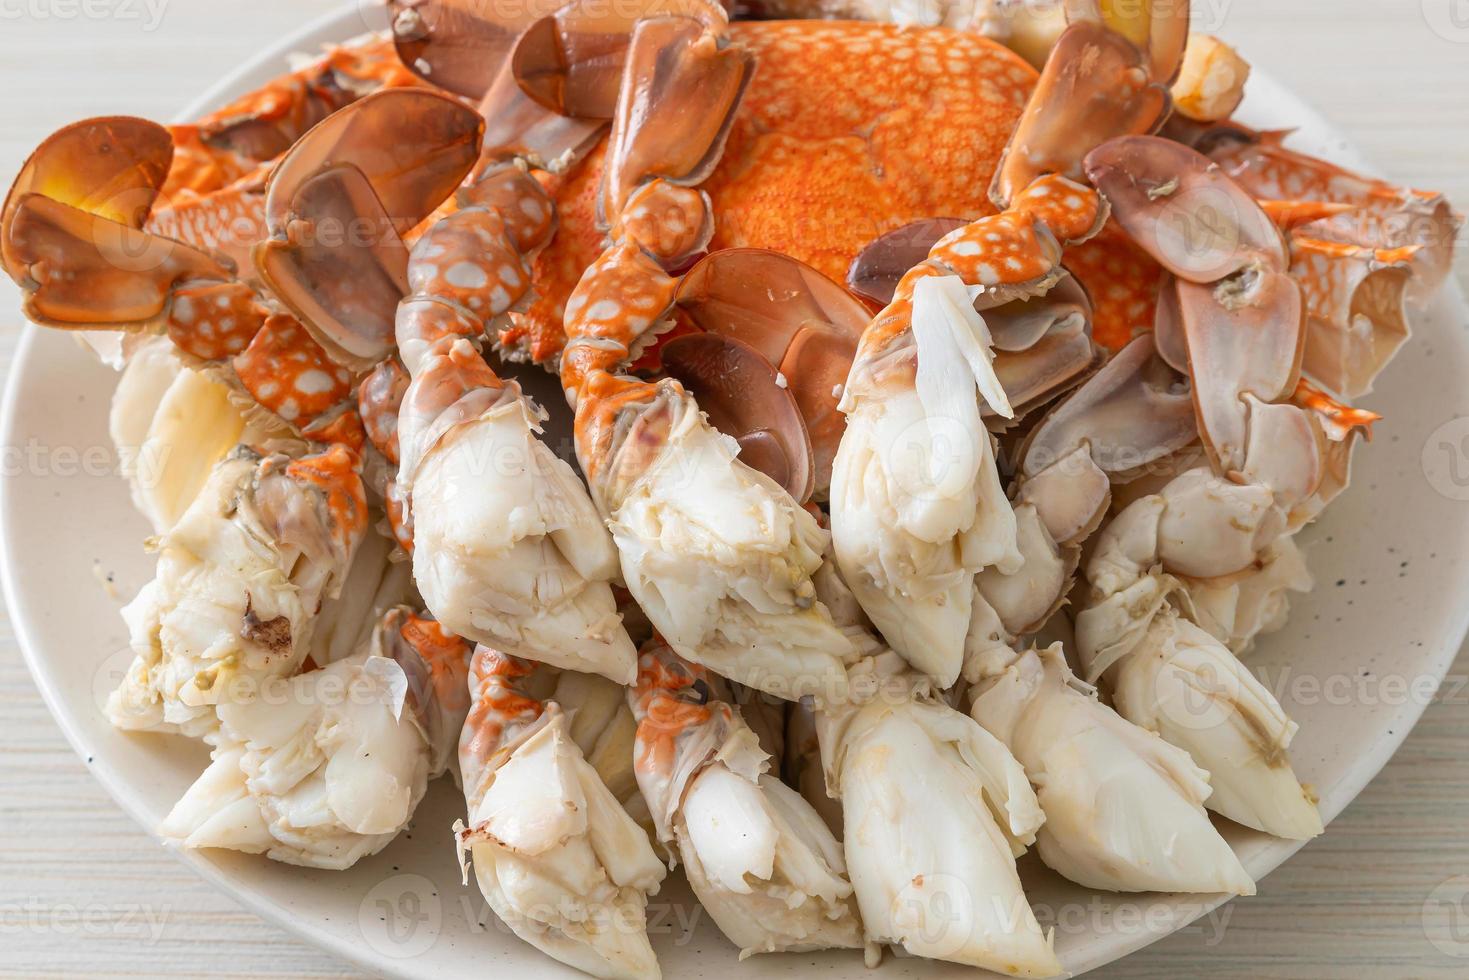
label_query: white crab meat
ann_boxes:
[1106,611,1323,841]
[109,340,285,534]
[160,617,458,870]
[630,655,864,959]
[108,448,362,737]
[970,646,1255,894]
[830,276,1021,687]
[605,392,851,703]
[411,392,636,684]
[820,653,1059,976]
[457,706,665,980]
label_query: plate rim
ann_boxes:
[1,5,1465,977]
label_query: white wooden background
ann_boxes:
[0,1,1466,977]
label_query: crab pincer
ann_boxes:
[108,443,368,737]
[259,81,640,683]
[628,641,867,960]
[162,607,472,869]
[454,647,666,980]
[555,9,855,705]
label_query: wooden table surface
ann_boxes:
[1,1,1466,977]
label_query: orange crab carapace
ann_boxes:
[502,21,1095,362]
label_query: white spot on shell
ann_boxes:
[295,369,335,395]
[445,261,488,290]
[586,299,623,322]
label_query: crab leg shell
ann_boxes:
[673,248,869,491]
[512,0,728,120]
[1,116,172,279]
[1084,135,1286,283]
[658,332,815,503]
[991,21,1171,210]
[1290,236,1414,398]
[389,0,532,100]
[1209,131,1461,301]
[599,16,754,226]
[5,193,230,328]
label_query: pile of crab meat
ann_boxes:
[3,2,1458,976]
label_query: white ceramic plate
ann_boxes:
[4,6,1468,978]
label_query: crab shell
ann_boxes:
[498,21,1042,364]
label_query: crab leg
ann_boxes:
[108,444,368,737]
[161,606,470,869]
[249,76,639,682]
[546,12,854,705]
[814,635,1060,976]
[628,642,866,959]
[455,647,666,980]
[966,641,1255,895]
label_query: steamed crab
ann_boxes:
[0,0,1459,977]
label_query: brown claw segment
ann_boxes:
[359,358,410,465]
[389,0,530,100]
[255,163,411,371]
[1177,267,1305,473]
[1152,273,1189,373]
[990,21,1171,209]
[986,271,1099,419]
[1,116,173,281]
[673,247,866,490]
[1021,332,1195,481]
[1084,135,1285,283]
[232,314,355,428]
[476,64,607,173]
[7,193,228,328]
[660,332,815,503]
[263,89,483,237]
[847,217,966,307]
[600,17,754,226]
[512,0,727,120]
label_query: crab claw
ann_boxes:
[1178,268,1305,474]
[1065,0,1191,84]
[1018,333,1196,546]
[512,0,728,121]
[256,89,484,371]
[1084,135,1286,283]
[600,16,753,225]
[388,0,528,99]
[660,332,815,504]
[675,248,868,493]
[6,193,229,329]
[991,21,1172,209]
[456,649,666,980]
[400,340,637,684]
[969,645,1256,895]
[2,116,172,280]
